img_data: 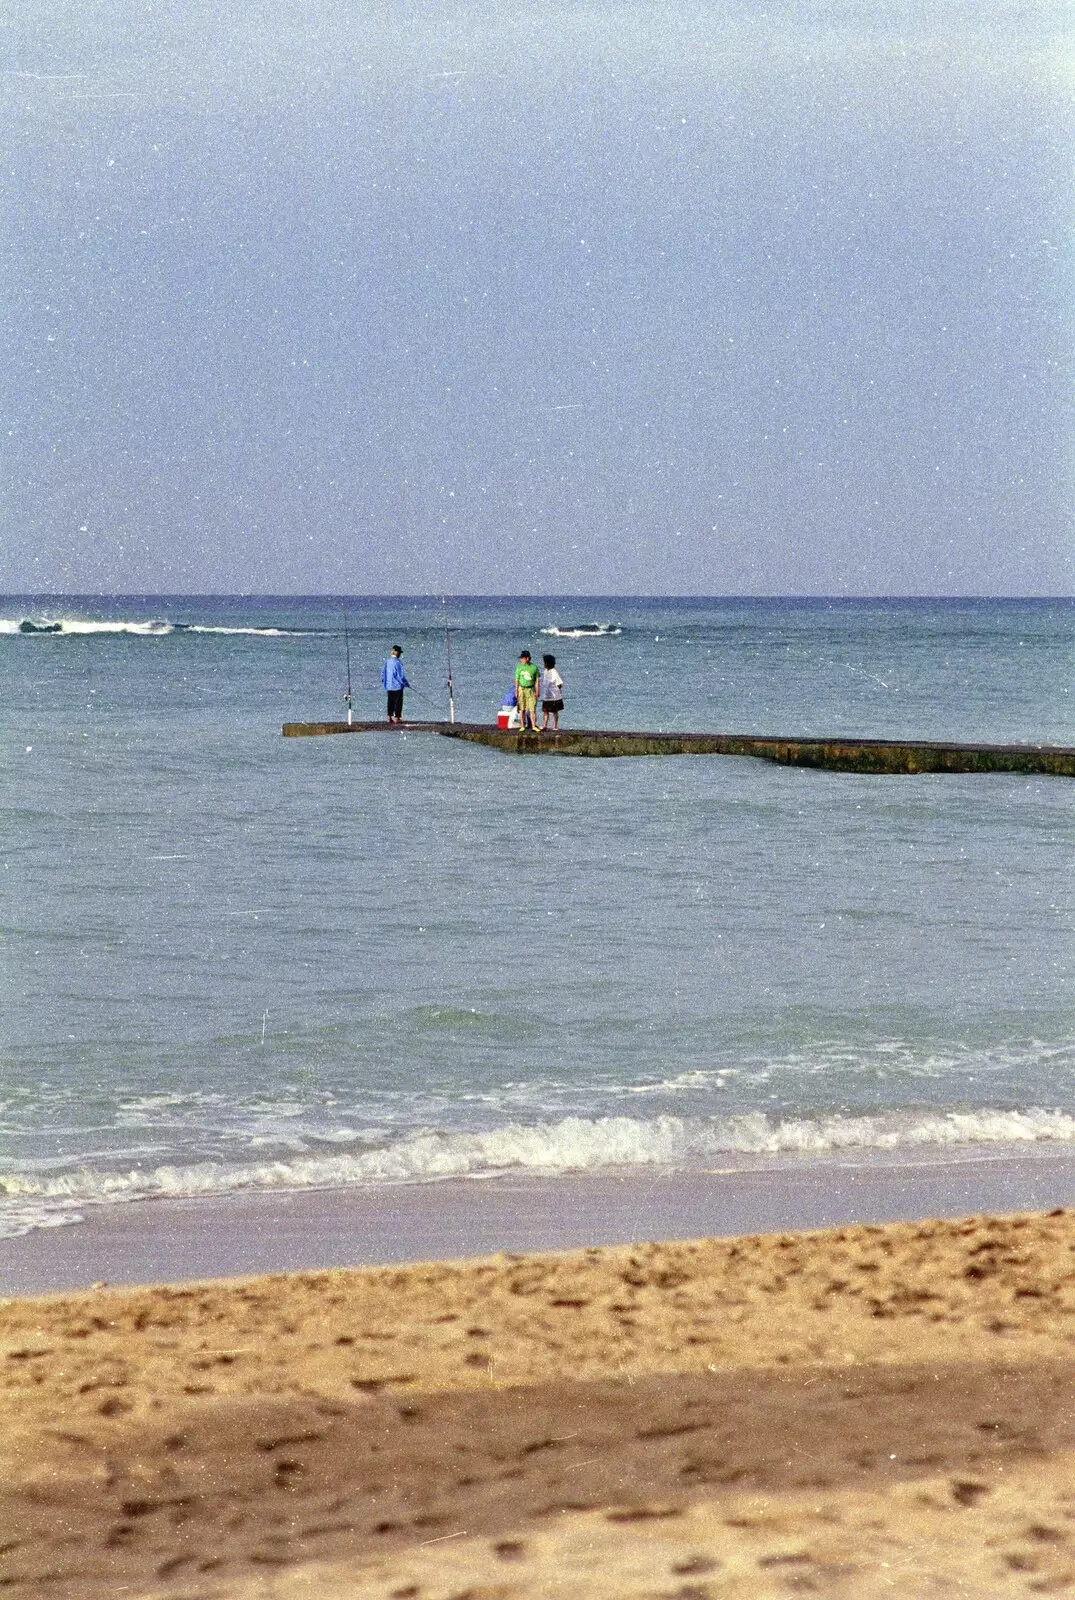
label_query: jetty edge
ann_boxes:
[280,720,1075,777]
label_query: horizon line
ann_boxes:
[3,592,1073,604]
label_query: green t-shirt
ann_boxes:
[515,661,540,692]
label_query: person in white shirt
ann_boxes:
[540,654,565,731]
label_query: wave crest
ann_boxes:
[0,617,313,638]
[540,622,622,638]
[3,1106,1075,1238]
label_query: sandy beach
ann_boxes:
[2,1204,1075,1596]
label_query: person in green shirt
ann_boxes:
[513,650,542,732]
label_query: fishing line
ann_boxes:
[445,627,456,723]
[404,685,439,708]
[342,611,353,724]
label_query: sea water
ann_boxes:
[1,596,1072,1241]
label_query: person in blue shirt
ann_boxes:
[381,645,410,723]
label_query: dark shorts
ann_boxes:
[543,699,564,713]
[386,689,404,718]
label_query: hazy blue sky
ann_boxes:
[3,1,1071,594]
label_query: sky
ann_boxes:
[2,0,1072,595]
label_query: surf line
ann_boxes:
[280,722,1075,777]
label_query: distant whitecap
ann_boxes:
[540,622,622,638]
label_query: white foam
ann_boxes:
[181,625,314,637]
[601,1040,1075,1098]
[0,1201,85,1240]
[3,1106,1075,1238]
[0,618,313,638]
[541,623,622,638]
[59,618,173,635]
[0,617,173,636]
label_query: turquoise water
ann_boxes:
[1,596,1072,1239]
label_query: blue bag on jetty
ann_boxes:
[498,687,520,729]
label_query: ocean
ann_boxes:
[1,595,1072,1244]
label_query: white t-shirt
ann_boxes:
[540,668,564,701]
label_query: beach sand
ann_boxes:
[2,1207,1074,1597]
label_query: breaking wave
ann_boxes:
[3,1105,1075,1239]
[179,624,314,636]
[0,617,313,637]
[541,623,622,638]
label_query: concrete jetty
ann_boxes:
[281,720,1075,777]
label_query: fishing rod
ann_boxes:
[445,628,455,724]
[342,610,353,725]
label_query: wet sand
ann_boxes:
[4,1146,1075,1295]
[2,1205,1075,1596]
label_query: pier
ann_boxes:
[281,721,1075,777]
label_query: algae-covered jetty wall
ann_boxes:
[441,726,1075,775]
[281,720,1075,777]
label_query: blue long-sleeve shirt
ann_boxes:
[381,657,410,691]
